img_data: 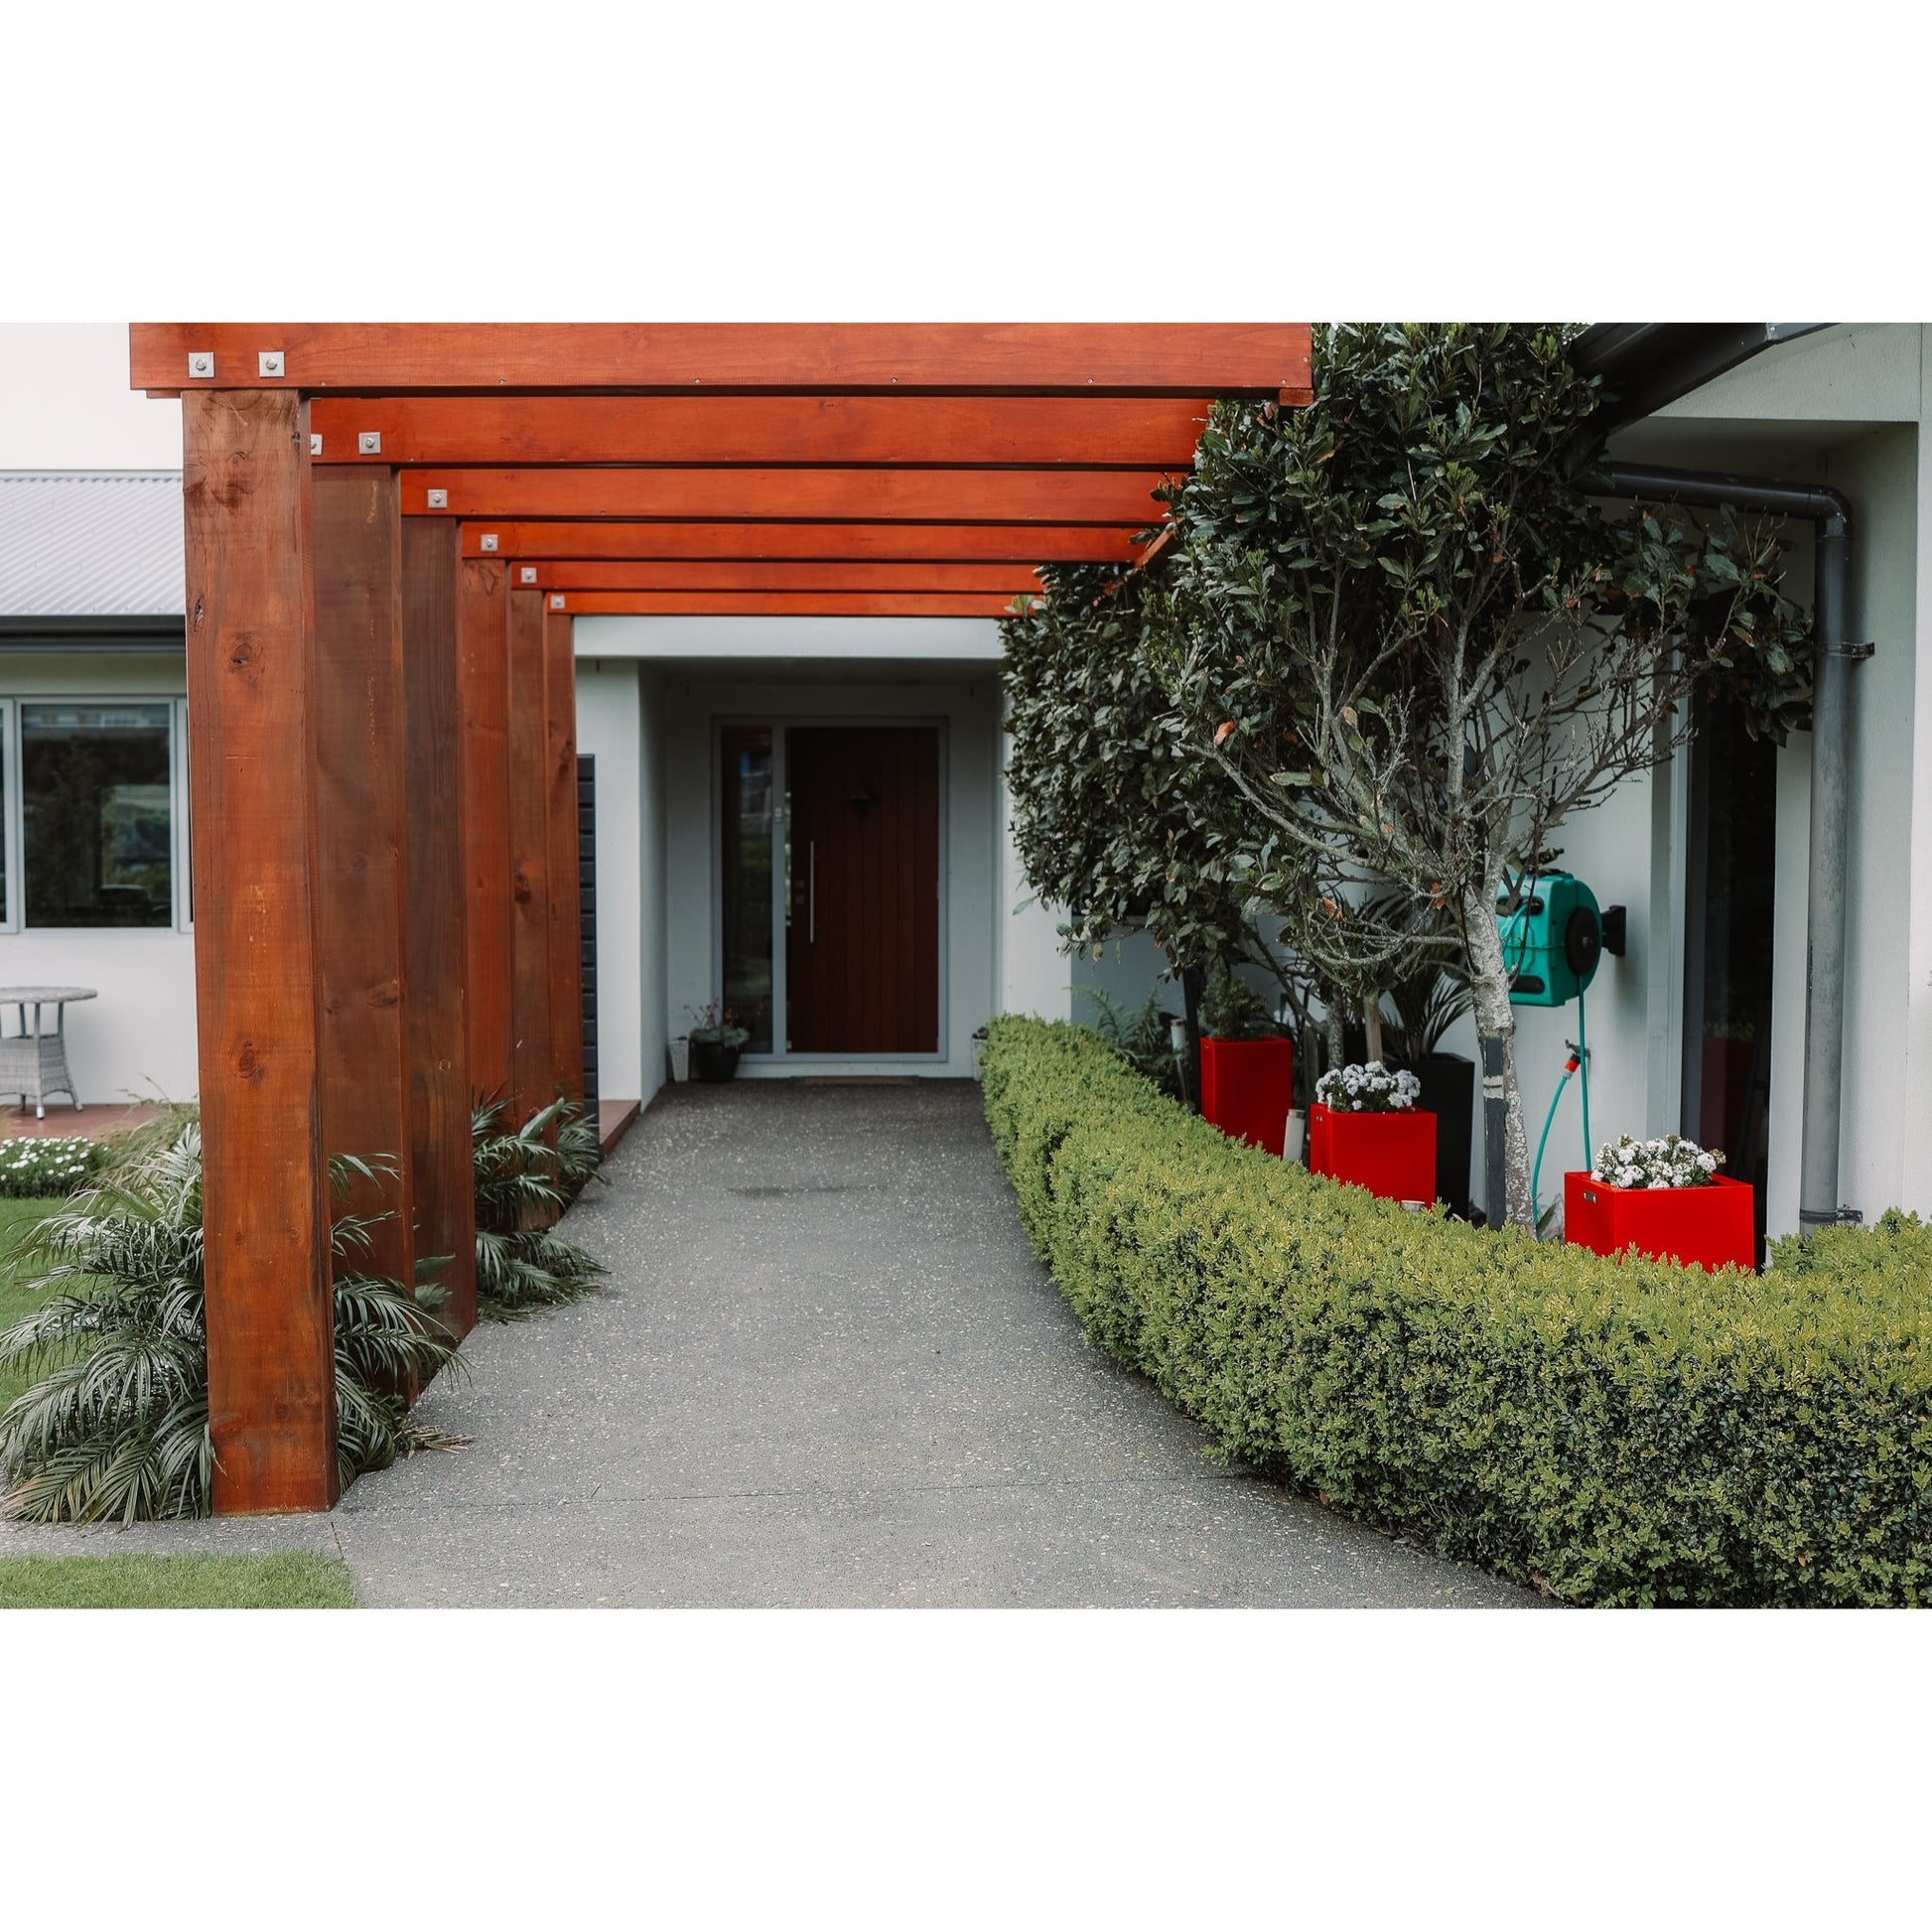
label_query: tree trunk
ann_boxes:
[1363,994,1384,1066]
[1325,1004,1345,1081]
[1463,885,1535,1232]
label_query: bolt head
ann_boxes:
[480,533,498,552]
[357,431,381,455]
[310,434,323,457]
[188,351,214,379]
[425,488,448,509]
[519,566,537,584]
[550,595,566,611]
[258,350,285,378]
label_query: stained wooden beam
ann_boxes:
[512,561,1040,595]
[405,468,1171,525]
[132,323,1311,399]
[458,558,514,1109]
[401,517,478,1338]
[180,389,338,1515]
[543,608,585,1111]
[461,521,1141,565]
[308,393,1212,468]
[312,468,414,1305]
[506,587,553,1131]
[550,592,1033,618]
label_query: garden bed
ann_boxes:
[981,1016,1932,1607]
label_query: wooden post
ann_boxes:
[312,468,414,1297]
[402,519,478,1336]
[458,557,513,1111]
[543,607,585,1108]
[506,586,552,1128]
[181,389,339,1514]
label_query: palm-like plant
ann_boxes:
[1087,986,1182,1097]
[0,1126,458,1525]
[472,1096,607,1320]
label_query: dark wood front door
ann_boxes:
[785,725,939,1053]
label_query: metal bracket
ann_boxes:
[188,351,214,379]
[479,532,498,552]
[257,351,285,378]
[425,488,449,509]
[518,566,538,584]
[357,431,382,455]
[1799,1203,1864,1227]
[1829,641,1876,661]
[550,595,567,611]
[310,434,323,457]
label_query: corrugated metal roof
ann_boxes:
[0,472,185,618]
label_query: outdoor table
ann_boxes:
[0,986,95,1119]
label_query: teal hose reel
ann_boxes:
[1499,872,1627,1233]
[1497,871,1622,1006]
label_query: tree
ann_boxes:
[1000,563,1314,1060]
[1155,324,1810,1231]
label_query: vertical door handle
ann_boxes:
[808,841,816,944]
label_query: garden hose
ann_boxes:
[1531,1048,1581,1239]
[1528,991,1593,1240]
[1577,985,1591,1172]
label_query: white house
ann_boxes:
[3,322,1927,1249]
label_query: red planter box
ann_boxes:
[1199,1035,1296,1157]
[1308,1102,1437,1203]
[1563,1171,1755,1273]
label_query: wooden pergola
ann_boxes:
[130,322,1311,1514]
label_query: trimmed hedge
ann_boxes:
[981,1017,1932,1606]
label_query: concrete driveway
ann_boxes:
[1,1080,1533,1606]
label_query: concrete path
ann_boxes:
[2,1081,1532,1606]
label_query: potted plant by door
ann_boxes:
[686,1002,752,1082]
[1309,1061,1437,1204]
[1197,965,1296,1157]
[1564,1134,1754,1272]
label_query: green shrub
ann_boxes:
[0,1137,105,1198]
[0,1127,459,1524]
[981,1016,1932,1606]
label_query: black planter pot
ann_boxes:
[1406,1052,1474,1217]
[690,1038,742,1082]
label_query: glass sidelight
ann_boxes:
[719,724,774,1053]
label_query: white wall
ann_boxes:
[0,649,197,1104]
[638,666,670,1107]
[996,720,1073,1027]
[1821,424,1920,1217]
[574,658,646,1106]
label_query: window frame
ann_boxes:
[0,693,192,937]
[0,699,18,934]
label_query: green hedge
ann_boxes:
[981,1017,1932,1606]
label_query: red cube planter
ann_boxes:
[1563,1171,1755,1273]
[1199,1035,1296,1157]
[1308,1103,1437,1204]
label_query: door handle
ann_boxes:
[808,840,816,944]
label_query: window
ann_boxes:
[0,698,191,933]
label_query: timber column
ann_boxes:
[181,389,340,1513]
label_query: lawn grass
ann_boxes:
[0,1550,358,1608]
[0,1194,76,1415]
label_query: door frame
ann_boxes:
[711,712,950,1068]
